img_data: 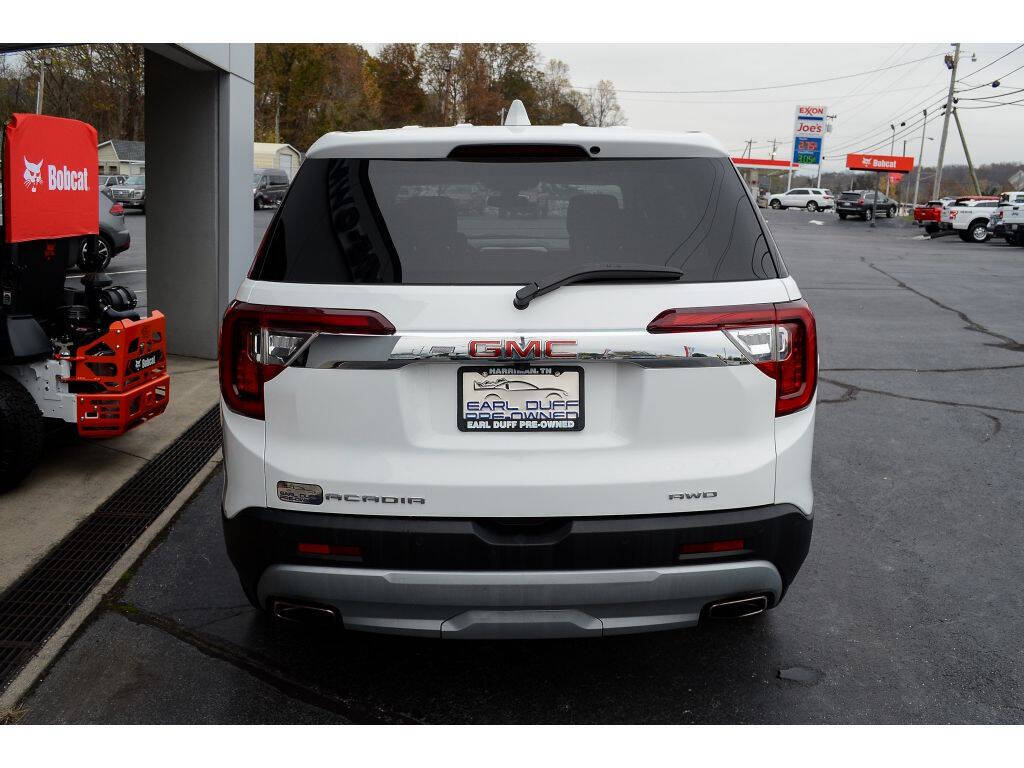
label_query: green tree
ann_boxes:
[364,43,425,128]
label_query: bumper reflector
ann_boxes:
[680,539,745,555]
[297,543,363,558]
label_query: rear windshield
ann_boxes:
[251,156,784,284]
[840,192,862,201]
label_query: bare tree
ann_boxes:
[581,79,626,127]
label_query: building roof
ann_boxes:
[99,139,145,162]
[307,125,726,160]
[254,142,301,156]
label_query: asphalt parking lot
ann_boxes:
[23,209,1024,723]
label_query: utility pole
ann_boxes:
[952,108,982,195]
[913,108,927,208]
[816,114,835,188]
[274,96,281,144]
[34,58,47,114]
[933,43,960,199]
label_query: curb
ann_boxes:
[0,452,222,710]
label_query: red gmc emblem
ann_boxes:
[468,339,577,359]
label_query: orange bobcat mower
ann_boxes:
[0,113,169,488]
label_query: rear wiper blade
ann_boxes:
[514,264,684,310]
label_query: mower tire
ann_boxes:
[0,373,45,490]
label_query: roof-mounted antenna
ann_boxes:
[503,99,531,127]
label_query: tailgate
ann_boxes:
[252,279,790,519]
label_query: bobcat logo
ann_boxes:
[23,156,44,192]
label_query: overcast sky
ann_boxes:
[535,43,1024,168]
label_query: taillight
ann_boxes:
[858,197,865,205]
[219,301,395,419]
[647,299,817,417]
[109,203,124,215]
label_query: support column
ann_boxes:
[144,45,254,359]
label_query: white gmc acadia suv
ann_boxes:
[219,103,817,639]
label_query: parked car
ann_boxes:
[913,200,947,234]
[768,187,833,211]
[98,174,126,188]
[938,196,999,242]
[836,190,897,221]
[75,188,131,270]
[109,175,146,213]
[219,105,817,638]
[253,168,290,209]
[2,189,130,272]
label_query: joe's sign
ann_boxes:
[2,113,99,244]
[846,153,915,174]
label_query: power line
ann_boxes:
[570,52,945,96]
[614,81,945,106]
[956,43,1024,80]
[825,45,1024,158]
[957,96,1024,110]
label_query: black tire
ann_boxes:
[0,373,45,491]
[886,206,895,218]
[80,234,114,271]
[863,209,873,221]
[958,231,972,242]
[968,222,990,243]
[769,199,782,209]
[806,201,819,212]
[838,212,847,220]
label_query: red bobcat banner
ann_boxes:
[845,153,914,174]
[3,113,99,243]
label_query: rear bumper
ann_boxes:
[259,560,783,638]
[224,503,812,638]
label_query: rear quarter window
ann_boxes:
[252,155,785,285]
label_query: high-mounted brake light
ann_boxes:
[219,301,395,419]
[647,299,817,417]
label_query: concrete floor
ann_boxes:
[0,356,219,595]
[15,210,1024,723]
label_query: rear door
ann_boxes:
[246,154,796,519]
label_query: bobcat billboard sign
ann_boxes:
[846,153,915,174]
[2,113,99,244]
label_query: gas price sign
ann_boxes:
[793,137,822,166]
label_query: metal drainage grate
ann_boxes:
[0,405,222,693]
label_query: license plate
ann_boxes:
[458,366,584,432]
[130,352,158,372]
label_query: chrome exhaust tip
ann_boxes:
[271,599,339,626]
[707,595,769,619]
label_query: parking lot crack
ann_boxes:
[818,380,860,405]
[866,262,1024,353]
[106,602,421,724]
[819,376,1024,416]
[823,363,1024,374]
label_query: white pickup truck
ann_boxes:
[998,198,1024,246]
[938,197,1000,242]
[987,191,1024,243]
